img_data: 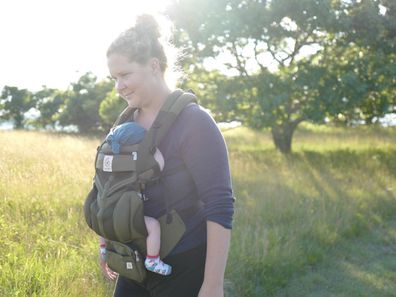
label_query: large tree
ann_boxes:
[168,0,394,153]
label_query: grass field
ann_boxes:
[0,124,395,296]
[273,214,396,297]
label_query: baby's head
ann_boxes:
[106,122,164,171]
[106,122,146,154]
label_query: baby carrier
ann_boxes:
[83,90,197,282]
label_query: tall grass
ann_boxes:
[0,131,112,297]
[0,125,395,296]
[224,125,396,295]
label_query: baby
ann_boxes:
[105,122,172,276]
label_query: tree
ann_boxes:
[0,86,33,129]
[30,87,64,129]
[168,0,349,153]
[168,0,394,153]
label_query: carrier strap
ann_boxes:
[153,90,197,147]
[136,90,197,174]
[112,106,137,128]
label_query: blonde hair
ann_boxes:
[107,14,183,88]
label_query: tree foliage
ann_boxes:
[169,0,395,153]
[99,88,127,131]
[56,73,114,134]
[0,86,33,129]
[30,87,64,129]
[332,0,396,124]
[0,73,125,134]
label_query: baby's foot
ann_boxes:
[144,257,172,276]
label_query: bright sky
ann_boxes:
[0,0,173,92]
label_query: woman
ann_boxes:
[102,14,234,297]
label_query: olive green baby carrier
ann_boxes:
[83,90,197,282]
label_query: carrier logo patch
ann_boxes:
[132,151,138,160]
[126,262,133,270]
[103,155,113,172]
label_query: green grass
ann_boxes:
[0,131,113,297]
[223,124,396,152]
[0,125,395,296]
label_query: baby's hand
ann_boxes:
[154,148,164,171]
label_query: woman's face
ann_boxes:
[107,53,157,108]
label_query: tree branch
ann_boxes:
[289,37,300,66]
[253,39,267,72]
[267,46,285,67]
[291,116,306,128]
[285,28,318,66]
[230,40,250,77]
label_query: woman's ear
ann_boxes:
[149,57,161,74]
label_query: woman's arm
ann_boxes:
[178,105,234,296]
[198,221,231,297]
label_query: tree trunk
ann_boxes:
[271,119,304,154]
[14,113,24,129]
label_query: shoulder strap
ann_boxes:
[136,90,197,173]
[112,106,137,128]
[153,89,197,146]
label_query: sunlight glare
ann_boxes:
[0,0,173,91]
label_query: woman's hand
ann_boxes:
[98,239,118,281]
[198,221,231,297]
[99,254,118,281]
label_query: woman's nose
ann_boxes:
[115,79,125,92]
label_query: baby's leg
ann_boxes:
[144,216,172,276]
[144,216,161,256]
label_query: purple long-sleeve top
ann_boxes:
[143,102,235,255]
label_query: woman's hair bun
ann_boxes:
[135,14,161,39]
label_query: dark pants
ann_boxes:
[113,244,206,297]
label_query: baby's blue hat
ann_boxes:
[105,122,146,154]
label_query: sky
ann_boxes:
[0,0,173,92]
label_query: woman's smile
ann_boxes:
[123,91,134,99]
